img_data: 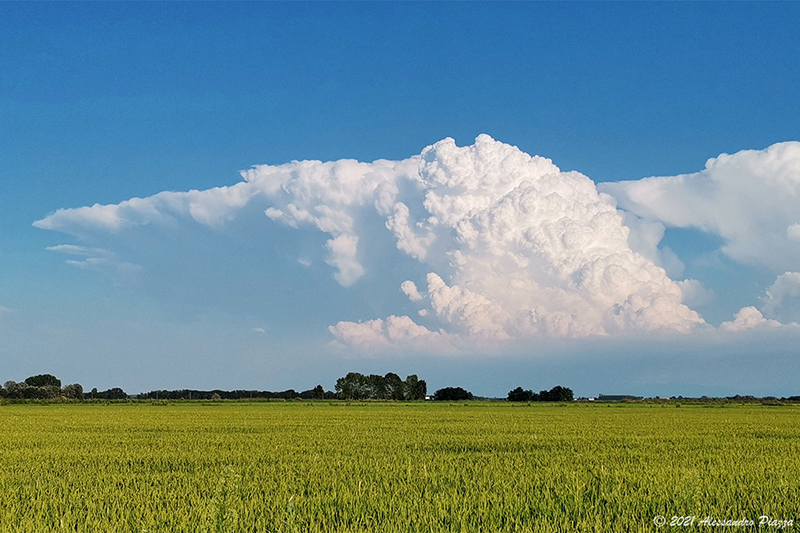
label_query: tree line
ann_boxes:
[0,374,128,400]
[507,385,574,402]
[0,372,424,402]
[138,372,429,401]
[138,385,336,401]
[335,372,426,400]
[2,372,575,404]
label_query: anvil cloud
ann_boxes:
[37,136,800,352]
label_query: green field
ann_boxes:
[1,401,798,532]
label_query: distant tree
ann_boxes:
[336,373,355,400]
[404,374,427,401]
[299,386,325,400]
[336,372,428,400]
[336,372,370,400]
[24,384,60,399]
[299,388,314,399]
[537,386,573,402]
[507,387,534,402]
[25,374,61,388]
[384,373,405,401]
[550,385,573,402]
[3,381,25,399]
[98,387,127,400]
[433,387,473,401]
[311,385,325,400]
[415,379,427,400]
[367,374,388,399]
[210,392,222,401]
[61,383,83,400]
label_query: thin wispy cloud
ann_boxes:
[46,244,141,281]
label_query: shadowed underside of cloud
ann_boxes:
[36,135,800,353]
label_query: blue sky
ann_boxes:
[2,2,799,397]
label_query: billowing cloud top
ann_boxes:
[37,135,708,351]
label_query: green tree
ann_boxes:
[336,372,428,400]
[98,388,127,400]
[384,373,405,400]
[507,387,534,402]
[404,375,427,400]
[548,385,573,402]
[62,383,84,399]
[311,385,325,400]
[537,385,573,402]
[23,384,59,399]
[367,374,388,399]
[415,379,427,400]
[433,387,473,401]
[25,374,61,388]
[336,372,369,400]
[3,381,25,399]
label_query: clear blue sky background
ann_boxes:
[1,2,799,397]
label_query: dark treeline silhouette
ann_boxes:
[0,373,340,402]
[335,372,426,400]
[1,374,86,400]
[5,372,800,404]
[433,387,474,401]
[137,385,336,401]
[508,385,574,402]
[1,374,127,400]
[89,387,128,400]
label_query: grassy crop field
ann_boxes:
[0,401,798,532]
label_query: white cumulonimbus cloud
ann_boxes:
[37,135,708,351]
